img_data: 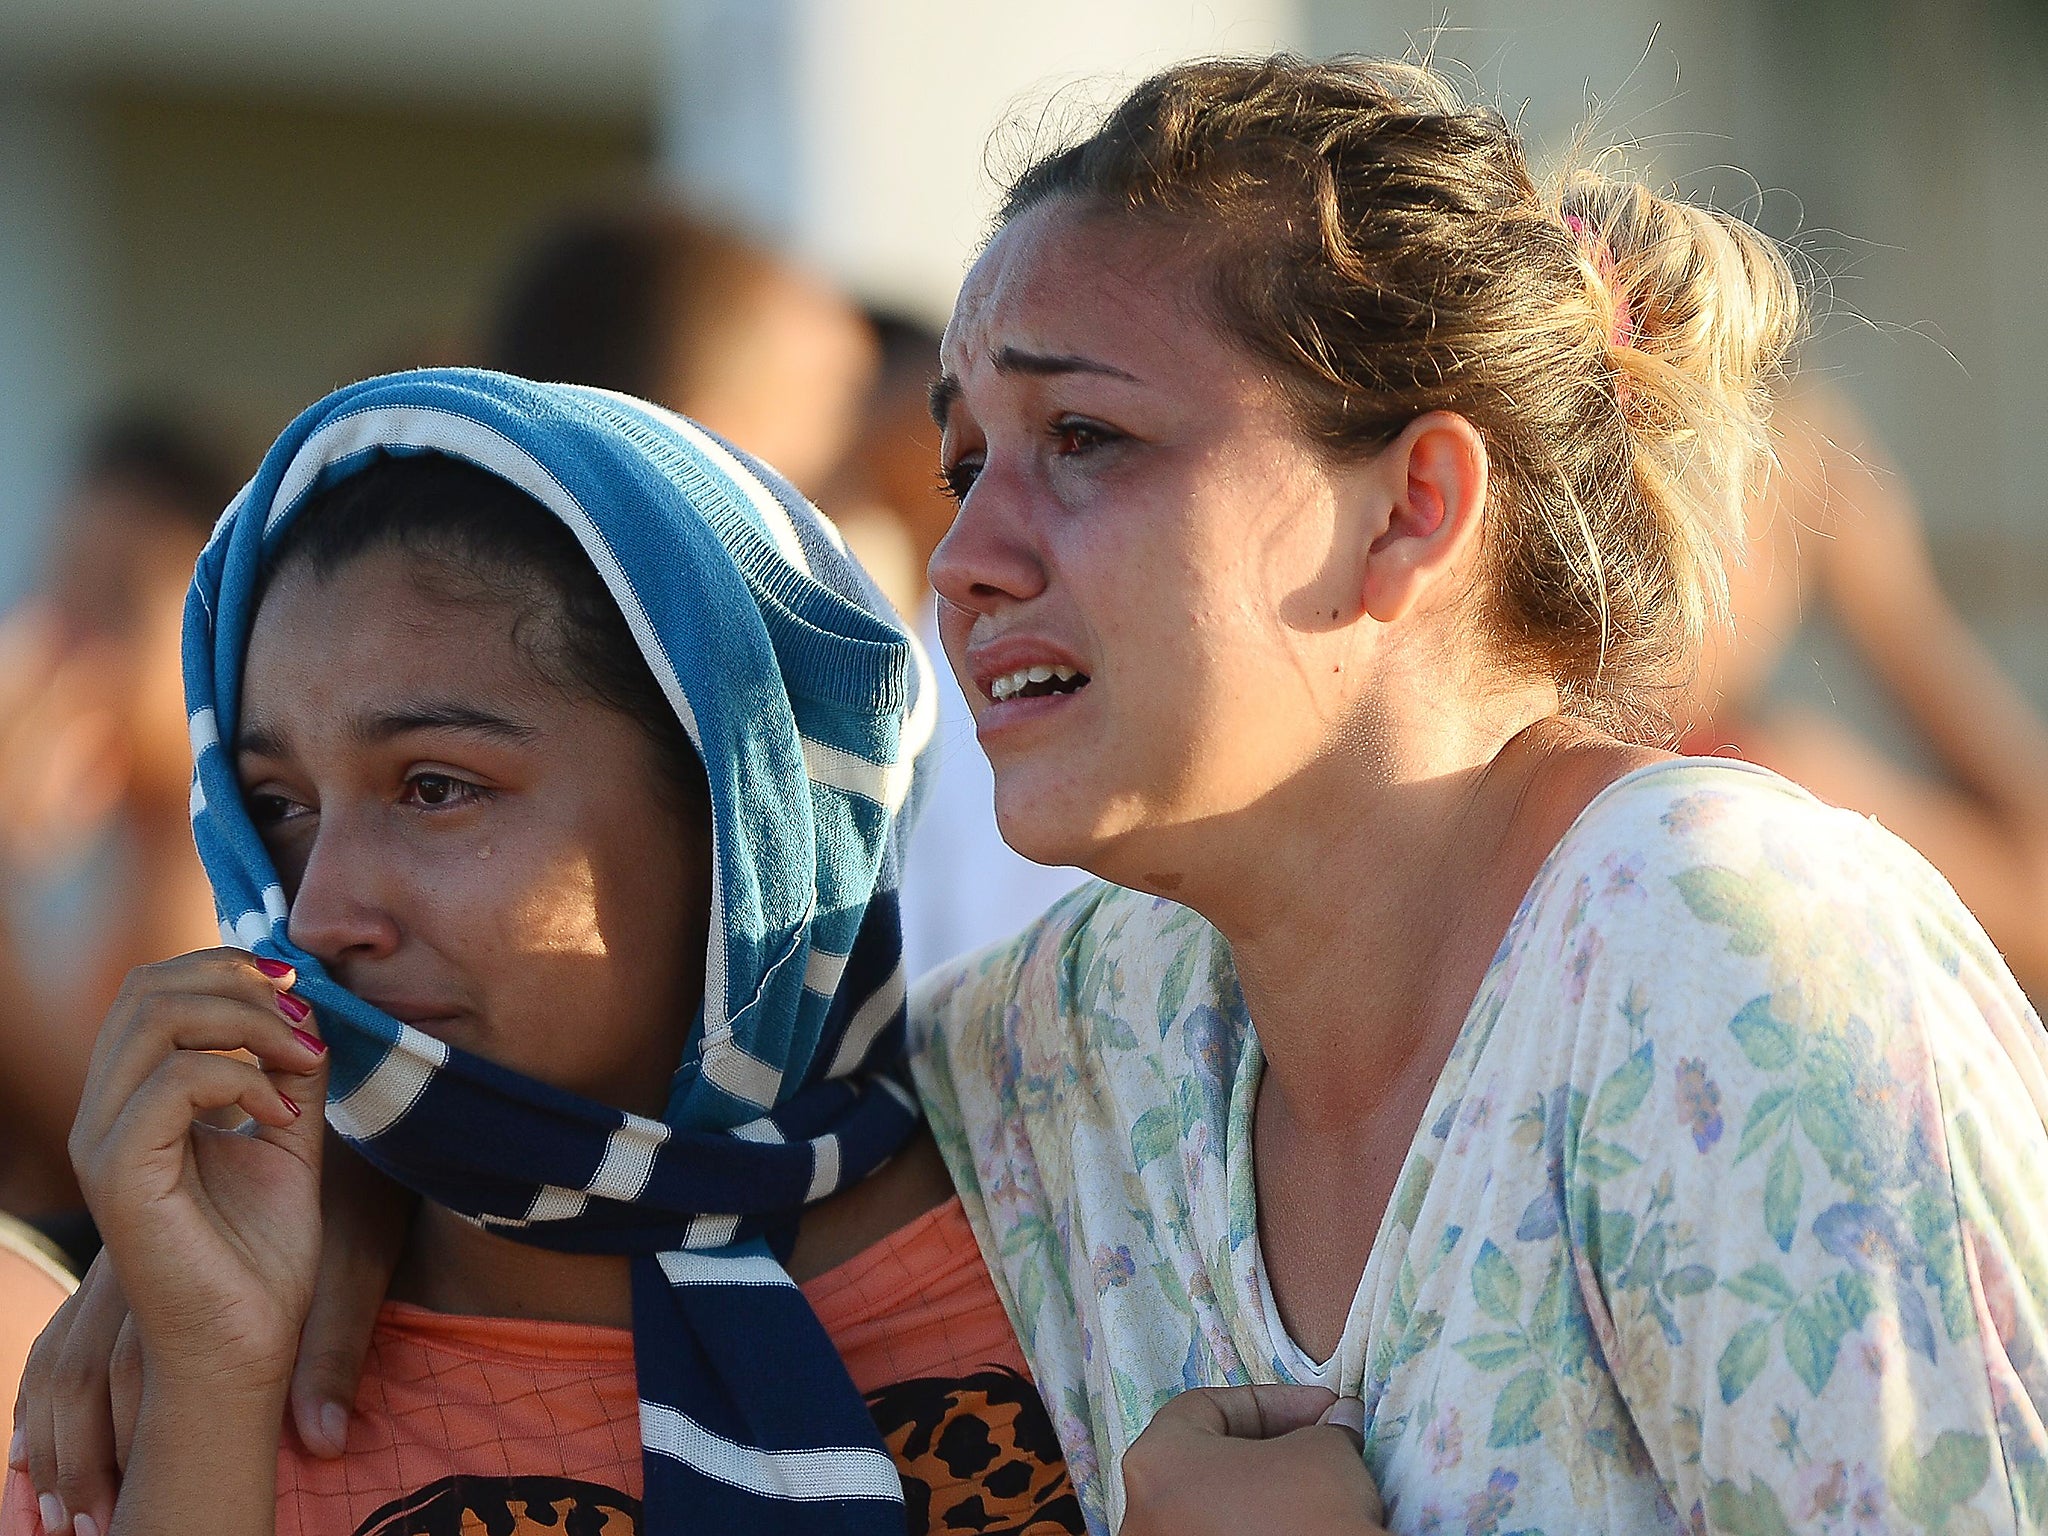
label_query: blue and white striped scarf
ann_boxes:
[182,369,936,1533]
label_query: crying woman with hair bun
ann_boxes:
[915,54,2048,1535]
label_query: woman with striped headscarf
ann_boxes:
[3,369,1082,1536]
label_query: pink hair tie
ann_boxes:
[1564,213,1635,351]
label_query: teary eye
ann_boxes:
[1050,417,1121,455]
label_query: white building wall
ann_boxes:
[661,0,1304,320]
[0,83,108,603]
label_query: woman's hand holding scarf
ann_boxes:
[52,949,330,1533]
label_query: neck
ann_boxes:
[1145,701,1657,1140]
[391,1203,635,1328]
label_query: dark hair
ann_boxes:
[1002,56,1799,741]
[77,410,238,533]
[263,453,706,808]
[486,202,776,406]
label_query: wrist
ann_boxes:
[126,1308,301,1386]
[132,1307,297,1418]
[139,1353,291,1422]
[104,1248,310,1387]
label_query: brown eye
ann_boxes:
[246,791,300,826]
[404,773,487,811]
[1050,417,1120,455]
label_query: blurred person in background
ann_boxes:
[1688,383,2048,999]
[822,312,1088,980]
[0,416,231,1270]
[486,198,877,499]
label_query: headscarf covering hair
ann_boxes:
[183,369,937,1534]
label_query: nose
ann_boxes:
[283,810,402,968]
[926,462,1049,620]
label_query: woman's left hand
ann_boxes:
[1120,1383,1387,1536]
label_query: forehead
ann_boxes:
[942,200,1210,376]
[244,547,546,707]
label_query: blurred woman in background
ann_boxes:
[0,417,230,1268]
[1690,383,2048,1000]
[487,199,878,500]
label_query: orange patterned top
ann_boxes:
[3,1197,1082,1535]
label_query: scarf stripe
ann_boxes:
[183,369,933,1535]
[638,1405,904,1500]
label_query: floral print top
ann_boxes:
[911,760,2048,1535]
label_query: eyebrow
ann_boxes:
[927,346,1145,428]
[235,702,540,758]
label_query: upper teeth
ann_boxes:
[990,664,1081,702]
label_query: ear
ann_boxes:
[1355,412,1490,625]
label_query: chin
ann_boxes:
[991,765,1171,883]
[989,781,1108,874]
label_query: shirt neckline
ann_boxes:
[1238,754,1787,1380]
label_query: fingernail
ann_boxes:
[1317,1396,1366,1437]
[253,956,294,980]
[276,991,311,1023]
[72,1515,99,1536]
[290,1026,327,1057]
[38,1495,64,1536]
[6,1425,21,1467]
[319,1401,348,1455]
[280,1094,301,1118]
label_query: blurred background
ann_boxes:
[4,0,2047,697]
[3,0,2048,1264]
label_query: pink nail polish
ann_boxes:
[276,991,311,1023]
[280,1094,301,1118]
[38,1494,63,1536]
[72,1514,100,1536]
[253,957,294,980]
[289,1026,327,1056]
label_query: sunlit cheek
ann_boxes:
[505,849,611,961]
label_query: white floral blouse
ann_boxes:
[911,760,2048,1535]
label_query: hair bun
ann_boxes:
[1561,170,1800,534]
